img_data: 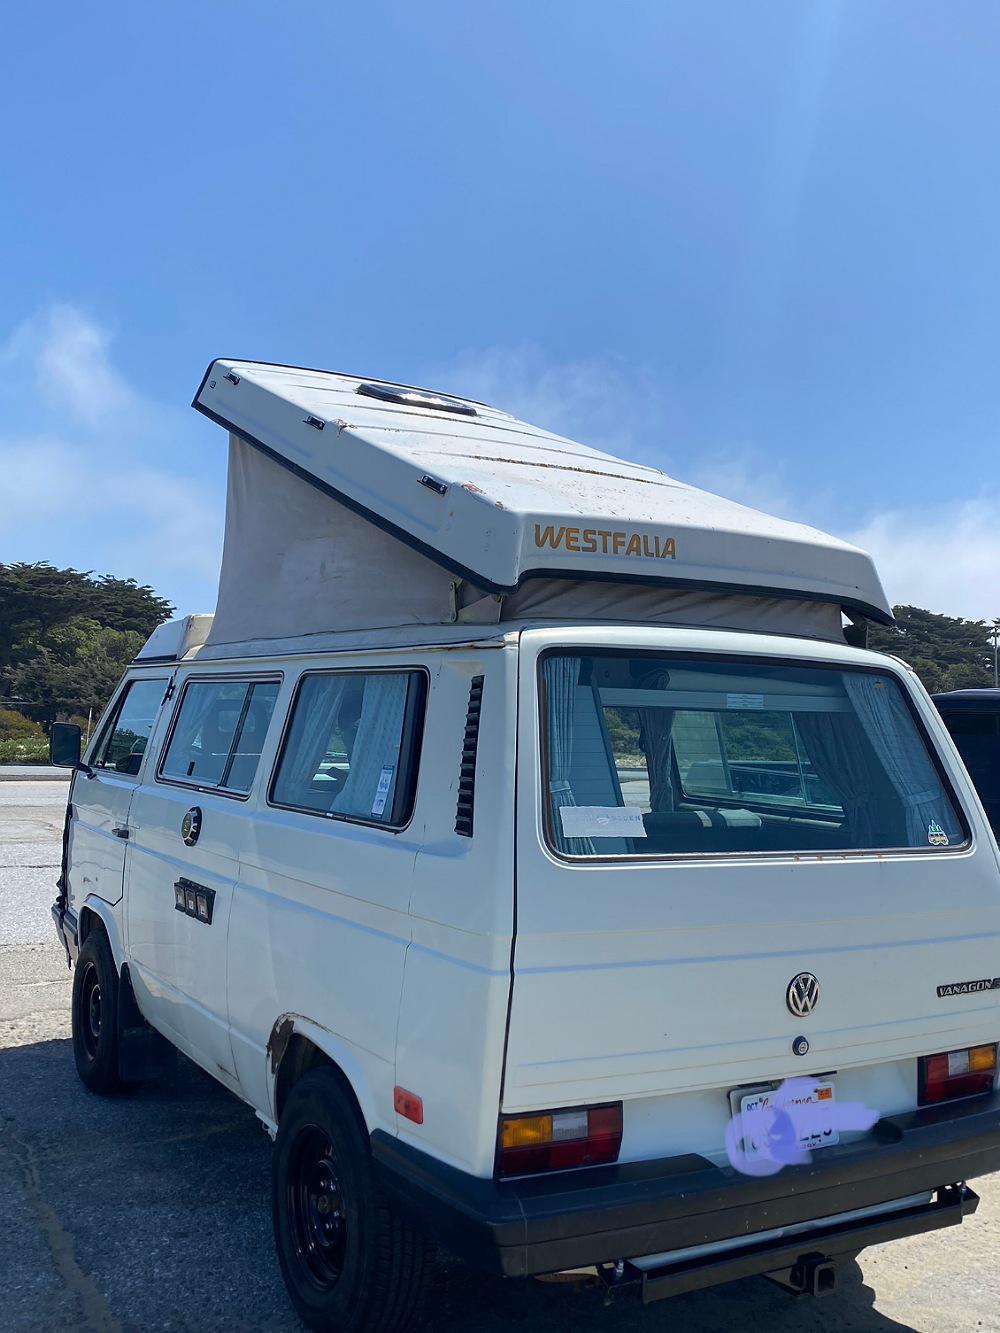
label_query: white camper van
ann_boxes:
[50,361,1000,1331]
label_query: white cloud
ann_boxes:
[683,446,800,522]
[426,344,671,466]
[848,499,1000,623]
[427,343,1000,623]
[0,437,89,513]
[427,345,816,521]
[0,304,223,613]
[1,304,134,424]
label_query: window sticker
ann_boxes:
[371,766,395,818]
[927,820,950,847]
[559,806,647,839]
[726,692,765,710]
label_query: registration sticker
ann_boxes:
[734,1080,839,1160]
[371,766,394,818]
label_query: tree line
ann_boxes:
[0,563,173,756]
[0,564,996,761]
[868,604,998,693]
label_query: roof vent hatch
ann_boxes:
[356,382,477,416]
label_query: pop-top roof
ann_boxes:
[135,613,213,661]
[193,359,891,625]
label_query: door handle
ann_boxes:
[111,825,130,840]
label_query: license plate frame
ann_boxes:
[729,1078,839,1161]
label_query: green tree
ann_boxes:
[868,605,995,694]
[0,562,173,728]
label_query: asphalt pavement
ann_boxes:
[2,778,999,1331]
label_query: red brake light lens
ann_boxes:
[498,1103,623,1177]
[919,1044,997,1105]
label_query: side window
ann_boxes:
[671,711,728,797]
[716,710,800,801]
[271,671,425,826]
[94,678,168,776]
[160,679,279,793]
[674,709,842,811]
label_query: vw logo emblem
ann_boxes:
[786,972,820,1017]
[181,807,202,847]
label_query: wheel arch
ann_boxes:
[78,895,125,969]
[268,1015,380,1133]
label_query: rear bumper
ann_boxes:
[371,1092,1000,1283]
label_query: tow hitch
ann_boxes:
[764,1252,839,1297]
[595,1261,640,1305]
[622,1186,976,1305]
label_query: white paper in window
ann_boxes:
[726,692,765,710]
[559,806,647,839]
[371,766,395,817]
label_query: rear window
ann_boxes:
[540,652,967,858]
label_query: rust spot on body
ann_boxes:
[267,1016,296,1075]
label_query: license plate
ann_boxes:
[735,1079,839,1160]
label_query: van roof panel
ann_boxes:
[193,359,891,626]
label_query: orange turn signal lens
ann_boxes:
[970,1044,997,1073]
[501,1114,553,1149]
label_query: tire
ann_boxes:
[71,930,123,1093]
[272,1067,433,1332]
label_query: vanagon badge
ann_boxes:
[786,972,820,1017]
[937,977,1000,998]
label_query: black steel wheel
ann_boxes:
[273,1067,433,1331]
[287,1125,349,1289]
[71,930,122,1093]
[79,958,103,1060]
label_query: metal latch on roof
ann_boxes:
[419,474,448,495]
[304,415,326,431]
[224,370,240,385]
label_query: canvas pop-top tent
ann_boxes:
[140,360,892,659]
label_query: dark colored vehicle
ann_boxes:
[933,690,1000,836]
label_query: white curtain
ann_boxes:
[333,675,409,820]
[164,683,233,781]
[543,656,595,854]
[794,711,880,845]
[278,675,350,800]
[843,673,960,846]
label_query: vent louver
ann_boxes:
[455,675,485,837]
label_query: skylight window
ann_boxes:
[356,382,477,416]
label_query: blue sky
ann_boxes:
[2,1,998,618]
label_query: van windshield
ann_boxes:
[540,652,966,858]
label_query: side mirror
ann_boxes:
[49,722,84,770]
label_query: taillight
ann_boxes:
[919,1044,997,1105]
[498,1103,622,1176]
